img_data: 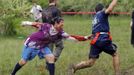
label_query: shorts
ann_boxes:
[89,34,117,59]
[48,39,64,58]
[21,46,52,61]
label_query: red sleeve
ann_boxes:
[70,35,87,41]
[32,24,39,28]
[31,22,42,28]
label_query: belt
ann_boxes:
[90,32,112,45]
[99,32,109,34]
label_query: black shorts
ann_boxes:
[89,35,117,59]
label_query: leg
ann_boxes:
[46,43,54,69]
[103,43,120,75]
[11,46,37,75]
[112,52,120,75]
[74,58,96,70]
[40,47,55,75]
[11,59,27,75]
[53,40,64,62]
[68,58,96,75]
[48,42,54,52]
[68,45,100,75]
[45,55,55,75]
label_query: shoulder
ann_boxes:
[97,10,109,17]
[99,10,108,15]
[42,23,51,27]
[42,23,51,28]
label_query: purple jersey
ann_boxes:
[24,23,66,49]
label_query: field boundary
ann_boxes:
[62,12,130,15]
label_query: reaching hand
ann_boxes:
[84,35,93,40]
[21,21,33,26]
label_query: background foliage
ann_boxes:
[0,0,133,36]
[58,0,134,12]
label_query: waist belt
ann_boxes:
[99,32,109,34]
[90,32,112,45]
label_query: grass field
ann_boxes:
[0,16,134,75]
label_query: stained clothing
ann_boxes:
[89,10,117,59]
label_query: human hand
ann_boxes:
[21,21,33,26]
[84,35,93,40]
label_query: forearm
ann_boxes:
[105,0,117,13]
[66,36,78,42]
[70,35,92,41]
[70,35,87,41]
[21,21,42,28]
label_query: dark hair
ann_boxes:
[49,0,55,3]
[132,10,134,19]
[95,3,104,12]
[51,17,63,25]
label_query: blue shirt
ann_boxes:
[92,10,109,34]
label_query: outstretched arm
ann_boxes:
[61,32,92,41]
[21,21,43,28]
[105,0,117,14]
[70,35,92,41]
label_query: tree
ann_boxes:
[0,0,31,36]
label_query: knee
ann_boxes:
[87,59,96,66]
[19,59,27,65]
[46,55,55,63]
[112,52,118,57]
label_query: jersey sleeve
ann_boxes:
[70,35,87,41]
[61,31,70,38]
[102,10,109,17]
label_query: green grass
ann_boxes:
[0,16,134,75]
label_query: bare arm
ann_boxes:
[70,35,93,41]
[62,32,92,41]
[105,0,117,14]
[21,21,43,28]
